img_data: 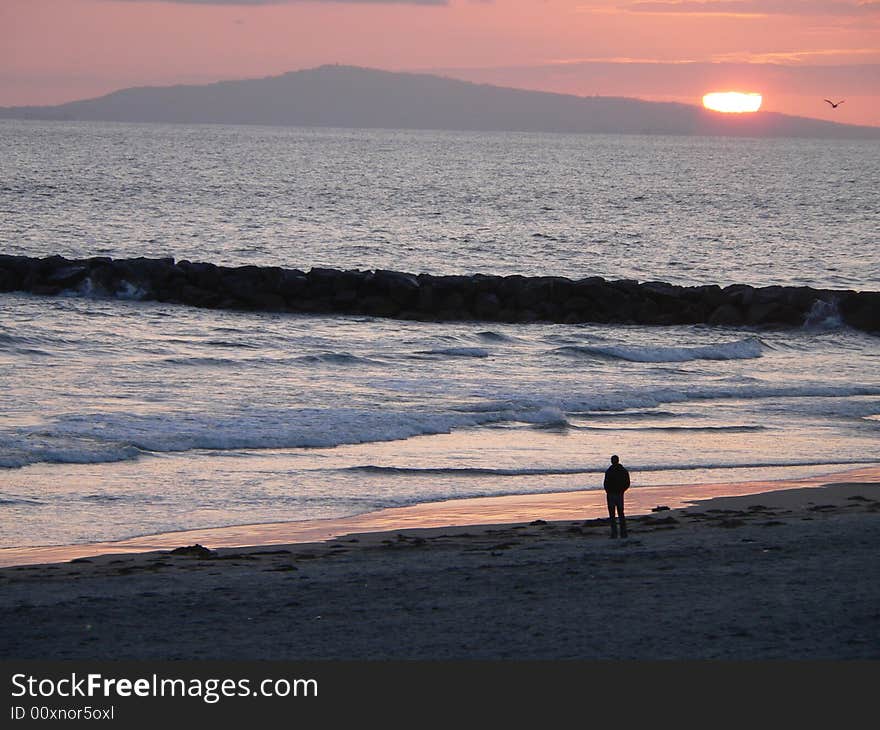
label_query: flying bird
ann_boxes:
[824,99,845,109]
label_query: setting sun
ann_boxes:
[702,92,763,114]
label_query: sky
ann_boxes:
[2,0,879,126]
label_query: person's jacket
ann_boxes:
[604,463,630,494]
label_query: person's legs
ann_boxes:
[606,493,618,537]
[607,493,627,537]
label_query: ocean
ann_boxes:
[2,119,879,548]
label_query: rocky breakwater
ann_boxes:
[1,254,878,333]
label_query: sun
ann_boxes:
[702,91,763,113]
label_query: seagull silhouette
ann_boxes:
[824,99,845,109]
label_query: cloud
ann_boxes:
[712,47,880,62]
[108,0,448,6]
[623,1,880,16]
[431,58,880,89]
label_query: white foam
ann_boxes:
[65,276,146,301]
[803,299,844,331]
[116,280,147,301]
[4,382,879,469]
[35,408,495,456]
[0,433,142,469]
[503,405,570,427]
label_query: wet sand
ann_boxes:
[3,464,879,568]
[1,468,879,659]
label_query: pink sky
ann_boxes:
[2,0,879,126]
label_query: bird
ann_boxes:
[824,99,845,109]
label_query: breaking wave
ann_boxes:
[414,347,491,358]
[2,383,878,469]
[553,337,764,363]
[346,457,877,478]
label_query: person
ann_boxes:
[604,454,630,538]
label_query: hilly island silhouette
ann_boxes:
[2,65,877,139]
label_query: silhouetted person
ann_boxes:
[604,455,630,538]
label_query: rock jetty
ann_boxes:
[1,254,878,332]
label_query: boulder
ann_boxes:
[708,304,744,326]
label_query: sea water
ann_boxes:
[1,120,878,547]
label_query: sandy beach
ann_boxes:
[2,468,879,660]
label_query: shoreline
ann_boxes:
[3,463,879,569]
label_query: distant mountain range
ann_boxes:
[2,65,878,139]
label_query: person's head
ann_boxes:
[610,455,619,464]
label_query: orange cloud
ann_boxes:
[623,1,880,16]
[109,0,448,5]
